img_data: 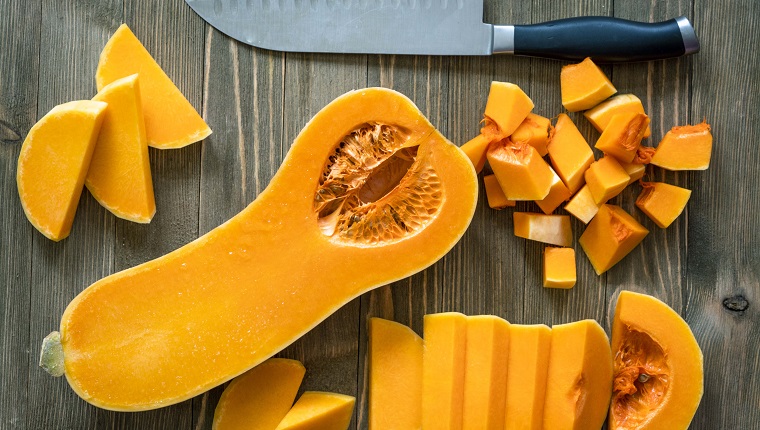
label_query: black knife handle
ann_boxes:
[505,16,699,63]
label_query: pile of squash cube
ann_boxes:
[462,58,712,288]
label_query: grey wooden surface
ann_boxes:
[1,0,758,428]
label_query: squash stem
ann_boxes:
[39,331,64,377]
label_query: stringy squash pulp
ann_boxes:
[45,88,478,411]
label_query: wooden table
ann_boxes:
[1,0,758,428]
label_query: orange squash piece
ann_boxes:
[16,101,107,241]
[460,134,491,173]
[41,88,478,410]
[636,182,692,228]
[212,359,306,430]
[560,57,617,112]
[86,74,155,223]
[584,94,651,138]
[487,139,554,200]
[543,320,612,430]
[651,122,712,170]
[96,24,211,149]
[547,114,595,194]
[274,392,355,430]
[579,204,649,275]
[585,156,631,205]
[543,247,576,289]
[609,291,703,430]
[422,312,467,430]
[462,315,510,430]
[619,159,646,185]
[484,81,534,137]
[504,324,552,430]
[564,185,602,224]
[510,113,552,156]
[368,318,423,430]
[513,213,573,247]
[595,112,650,163]
[535,170,572,215]
[483,174,515,209]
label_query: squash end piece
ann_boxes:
[40,331,65,377]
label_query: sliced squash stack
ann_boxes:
[17,24,210,240]
[465,58,712,281]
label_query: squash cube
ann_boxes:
[547,114,595,194]
[488,139,554,201]
[584,94,651,138]
[543,247,576,289]
[484,81,534,136]
[585,156,630,205]
[369,318,423,430]
[560,57,617,112]
[651,122,713,170]
[535,170,572,215]
[461,134,492,173]
[275,392,355,430]
[513,213,573,247]
[483,174,515,209]
[564,185,602,224]
[594,112,650,163]
[422,312,467,430]
[510,113,552,156]
[619,159,647,185]
[504,324,552,430]
[579,204,649,275]
[635,182,692,228]
[462,316,510,430]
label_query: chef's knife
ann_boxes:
[186,0,699,62]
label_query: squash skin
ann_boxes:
[55,88,478,411]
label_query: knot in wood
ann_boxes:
[722,295,749,314]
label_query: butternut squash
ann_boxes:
[504,324,551,430]
[96,24,211,149]
[483,174,515,209]
[635,182,692,228]
[619,159,647,185]
[650,122,712,170]
[543,247,576,289]
[17,100,107,241]
[594,112,650,163]
[510,113,552,156]
[547,114,594,194]
[87,74,155,223]
[560,57,617,112]
[275,392,355,430]
[212,359,305,430]
[422,312,467,430]
[535,170,572,215]
[579,204,649,275]
[488,138,554,201]
[584,94,651,138]
[484,81,534,137]
[513,213,573,247]
[40,88,478,411]
[585,156,631,205]
[564,185,601,225]
[460,134,490,173]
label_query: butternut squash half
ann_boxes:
[41,88,478,411]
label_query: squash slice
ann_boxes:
[275,392,355,430]
[41,88,478,411]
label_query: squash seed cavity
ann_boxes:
[611,325,671,430]
[315,124,442,244]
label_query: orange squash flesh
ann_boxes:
[504,324,552,430]
[488,139,554,201]
[585,156,631,205]
[96,24,211,149]
[564,185,602,224]
[543,320,612,430]
[513,213,573,247]
[460,134,491,173]
[535,170,572,215]
[635,182,692,228]
[483,174,515,209]
[484,81,534,137]
[547,114,595,194]
[274,392,355,430]
[17,101,107,241]
[594,112,650,163]
[609,291,703,430]
[619,159,647,185]
[579,204,649,275]
[462,315,510,430]
[87,74,155,223]
[47,88,478,411]
[560,57,617,112]
[510,113,552,156]
[212,359,306,430]
[422,312,467,430]
[542,247,576,289]
[650,122,712,170]
[584,94,651,138]
[368,318,423,430]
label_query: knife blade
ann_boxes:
[186,0,699,62]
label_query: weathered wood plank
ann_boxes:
[25,1,122,428]
[191,24,286,430]
[0,1,41,428]
[687,0,760,428]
